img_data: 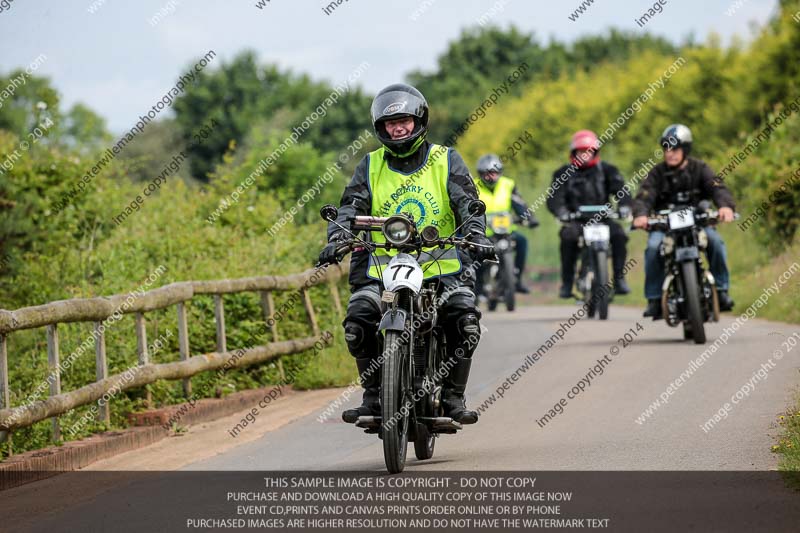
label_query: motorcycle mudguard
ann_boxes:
[675,246,699,261]
[379,308,407,332]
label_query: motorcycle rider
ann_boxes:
[318,83,493,425]
[633,124,736,318]
[547,130,632,299]
[474,153,539,295]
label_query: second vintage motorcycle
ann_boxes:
[481,211,517,312]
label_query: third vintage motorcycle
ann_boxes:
[641,202,727,344]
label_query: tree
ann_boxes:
[173,51,371,181]
[0,71,60,138]
[406,25,677,143]
[63,103,112,153]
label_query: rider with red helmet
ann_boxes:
[547,130,633,298]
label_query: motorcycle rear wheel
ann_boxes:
[414,337,437,461]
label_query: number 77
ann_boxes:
[390,264,415,281]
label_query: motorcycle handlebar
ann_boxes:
[630,209,740,231]
[562,208,623,223]
[317,236,496,267]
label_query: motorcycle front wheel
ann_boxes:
[593,250,610,320]
[382,330,411,473]
[681,262,706,344]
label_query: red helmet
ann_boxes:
[569,130,600,168]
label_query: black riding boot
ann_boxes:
[442,356,478,424]
[342,356,381,423]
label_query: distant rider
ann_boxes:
[474,153,539,294]
[632,124,736,318]
[547,130,632,299]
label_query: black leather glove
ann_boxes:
[318,232,345,266]
[318,242,340,266]
[467,234,495,262]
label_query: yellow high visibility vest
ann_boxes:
[476,175,516,235]
[367,144,461,280]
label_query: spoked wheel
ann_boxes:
[594,250,610,320]
[381,330,410,473]
[681,262,706,344]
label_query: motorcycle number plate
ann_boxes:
[382,253,424,293]
[668,209,695,229]
[583,225,610,242]
[490,214,512,232]
[381,290,396,303]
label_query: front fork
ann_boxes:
[378,288,416,421]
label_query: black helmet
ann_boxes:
[477,154,503,176]
[660,124,692,156]
[371,83,429,157]
[476,154,503,186]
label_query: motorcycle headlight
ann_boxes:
[383,216,413,246]
[495,239,509,251]
[662,235,675,255]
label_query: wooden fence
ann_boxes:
[0,263,348,453]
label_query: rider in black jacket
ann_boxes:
[632,124,736,318]
[547,130,632,299]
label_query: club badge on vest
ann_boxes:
[378,186,442,226]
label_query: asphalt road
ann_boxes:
[5,304,800,532]
[186,305,800,471]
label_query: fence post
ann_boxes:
[301,289,320,337]
[329,279,343,317]
[94,322,110,424]
[0,334,11,455]
[46,324,61,442]
[177,302,191,397]
[260,291,285,381]
[214,294,227,353]
[135,313,151,407]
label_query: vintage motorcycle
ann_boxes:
[481,211,516,312]
[640,203,729,344]
[566,205,623,320]
[318,200,494,473]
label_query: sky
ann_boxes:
[0,0,778,133]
